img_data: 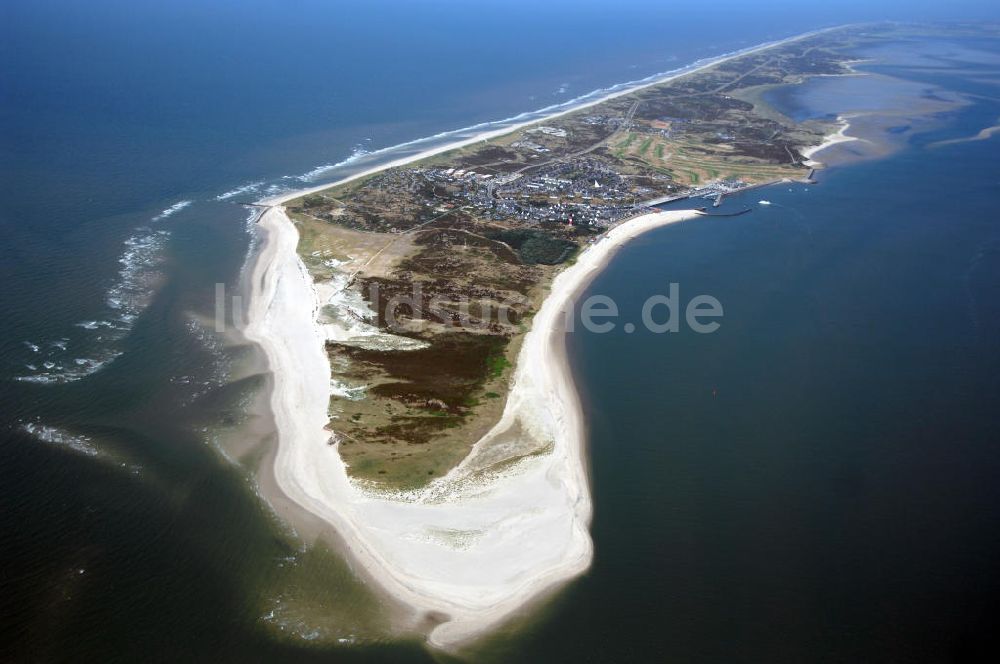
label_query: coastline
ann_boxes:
[244,205,700,647]
[801,114,860,167]
[263,26,845,208]
[243,25,849,648]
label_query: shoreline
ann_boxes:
[243,25,850,648]
[801,114,860,167]
[262,26,846,208]
[244,206,700,647]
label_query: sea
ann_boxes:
[3,1,1000,662]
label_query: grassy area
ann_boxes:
[614,133,636,159]
[332,330,524,489]
[618,134,803,185]
[487,353,512,378]
[617,133,636,149]
[284,34,837,491]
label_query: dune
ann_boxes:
[244,25,841,647]
[244,205,698,647]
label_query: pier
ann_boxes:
[695,207,753,217]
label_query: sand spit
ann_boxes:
[801,115,860,166]
[244,25,849,648]
[244,206,699,648]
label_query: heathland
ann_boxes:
[283,26,865,489]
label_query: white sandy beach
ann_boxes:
[801,114,860,167]
[243,25,846,648]
[244,206,699,647]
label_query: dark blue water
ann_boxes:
[0,0,847,393]
[3,1,1000,661]
[506,37,1000,662]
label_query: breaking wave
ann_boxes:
[152,200,192,221]
[20,421,144,476]
[10,30,821,388]
[216,181,265,201]
[274,29,823,194]
[296,143,372,182]
[20,422,100,457]
[106,227,171,322]
[15,226,171,385]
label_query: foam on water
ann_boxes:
[281,32,819,190]
[102,226,171,338]
[152,200,192,221]
[237,207,265,293]
[216,182,265,201]
[15,352,116,385]
[9,31,827,388]
[263,182,295,197]
[75,320,115,330]
[19,421,144,478]
[14,225,172,385]
[20,422,100,457]
[296,144,372,182]
[179,317,231,405]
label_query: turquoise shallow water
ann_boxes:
[3,3,1000,661]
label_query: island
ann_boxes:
[244,24,882,648]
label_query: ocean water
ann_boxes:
[3,1,1000,661]
[513,37,1000,662]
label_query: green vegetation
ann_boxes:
[614,133,637,158]
[483,228,577,265]
[294,29,858,489]
[333,333,515,488]
[487,353,512,378]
